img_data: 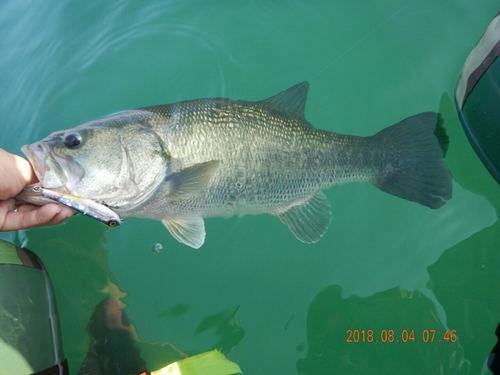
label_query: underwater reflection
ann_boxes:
[78,297,188,375]
[24,216,118,373]
[434,91,500,374]
[78,297,245,374]
[489,323,500,373]
[428,223,500,375]
[79,297,148,375]
[297,285,469,375]
[194,306,245,355]
[24,216,244,373]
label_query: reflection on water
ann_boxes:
[78,297,244,374]
[2,0,500,374]
[79,298,148,375]
[21,217,121,370]
[157,303,191,318]
[20,215,244,373]
[433,86,500,375]
[194,306,244,355]
[297,285,469,375]
[79,297,192,375]
[428,224,500,375]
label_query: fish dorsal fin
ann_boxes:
[162,217,205,248]
[263,82,310,118]
[275,191,332,243]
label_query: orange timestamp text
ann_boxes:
[346,329,457,343]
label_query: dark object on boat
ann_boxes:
[456,12,500,184]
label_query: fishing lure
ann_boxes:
[20,186,121,227]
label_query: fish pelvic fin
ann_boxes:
[275,191,332,243]
[372,112,452,209]
[162,217,205,248]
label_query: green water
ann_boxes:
[1,1,500,374]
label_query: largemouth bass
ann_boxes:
[22,82,452,248]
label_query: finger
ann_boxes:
[33,204,75,226]
[40,204,76,226]
[2,205,71,231]
[0,201,74,231]
[0,199,18,230]
[0,151,39,200]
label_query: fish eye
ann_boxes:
[63,132,82,149]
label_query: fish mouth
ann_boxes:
[22,142,69,191]
[22,143,43,179]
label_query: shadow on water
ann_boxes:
[428,223,500,375]
[296,285,468,375]
[23,215,244,373]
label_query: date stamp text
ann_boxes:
[346,329,457,343]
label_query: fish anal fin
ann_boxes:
[162,217,205,249]
[276,191,332,243]
[167,160,220,199]
[262,82,310,119]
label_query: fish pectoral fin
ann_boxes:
[162,217,206,249]
[167,160,220,199]
[275,191,332,243]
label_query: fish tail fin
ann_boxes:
[371,112,452,209]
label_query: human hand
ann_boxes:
[0,148,74,231]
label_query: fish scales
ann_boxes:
[140,98,377,218]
